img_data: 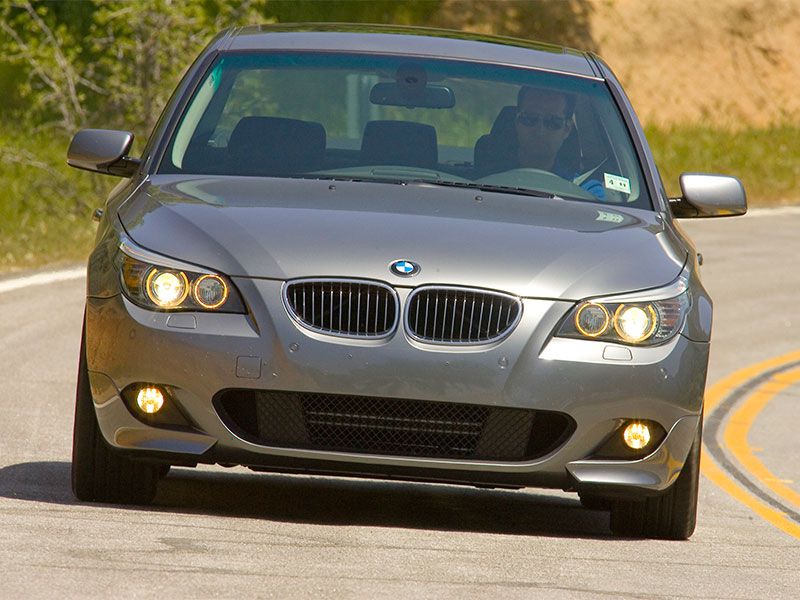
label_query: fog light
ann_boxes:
[136,387,165,414]
[622,422,651,450]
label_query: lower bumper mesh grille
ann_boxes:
[215,390,574,461]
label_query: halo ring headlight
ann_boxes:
[574,302,611,337]
[192,274,229,309]
[145,269,189,308]
[613,303,658,343]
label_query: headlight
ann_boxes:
[193,274,230,309]
[120,253,245,313]
[146,269,189,308]
[557,290,690,346]
[614,303,658,343]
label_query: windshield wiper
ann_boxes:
[294,173,408,186]
[402,179,561,200]
[299,174,572,201]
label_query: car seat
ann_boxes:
[360,120,438,169]
[227,116,326,176]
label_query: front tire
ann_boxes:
[579,493,611,511]
[609,420,702,540]
[71,325,159,505]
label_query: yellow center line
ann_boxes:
[704,350,800,413]
[701,350,800,539]
[700,451,800,538]
[723,368,800,508]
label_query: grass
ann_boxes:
[1,125,797,275]
[0,131,113,275]
[646,125,800,204]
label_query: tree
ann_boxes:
[0,0,266,135]
[0,0,98,131]
[1,0,595,135]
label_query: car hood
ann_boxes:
[119,175,687,300]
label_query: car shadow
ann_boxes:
[0,461,613,539]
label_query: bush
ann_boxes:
[0,131,112,272]
[646,125,800,204]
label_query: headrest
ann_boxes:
[228,116,326,175]
[490,106,518,137]
[361,120,438,168]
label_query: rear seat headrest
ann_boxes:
[490,106,518,137]
[228,116,326,175]
[361,120,438,169]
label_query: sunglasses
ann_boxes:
[516,112,568,131]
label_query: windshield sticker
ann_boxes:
[596,210,625,224]
[604,173,631,194]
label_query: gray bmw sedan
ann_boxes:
[68,24,746,539]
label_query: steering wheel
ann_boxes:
[476,168,597,200]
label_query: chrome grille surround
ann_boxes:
[405,285,523,345]
[283,278,399,339]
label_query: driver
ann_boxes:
[511,86,605,199]
[515,86,574,172]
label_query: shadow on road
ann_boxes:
[0,461,612,539]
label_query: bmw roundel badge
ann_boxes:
[390,259,420,277]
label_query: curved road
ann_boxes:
[1,209,799,599]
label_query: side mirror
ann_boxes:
[67,129,140,177]
[670,173,747,218]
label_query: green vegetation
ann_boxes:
[647,125,800,204]
[0,132,113,273]
[0,0,255,273]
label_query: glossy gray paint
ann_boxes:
[679,173,748,217]
[118,175,686,300]
[67,129,134,175]
[226,27,599,77]
[74,24,742,499]
[82,203,712,496]
[85,275,706,492]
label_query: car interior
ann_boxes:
[182,105,614,183]
[171,62,638,204]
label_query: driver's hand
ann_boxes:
[581,178,606,200]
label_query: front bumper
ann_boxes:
[85,278,708,496]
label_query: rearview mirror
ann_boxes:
[670,173,747,218]
[369,82,455,109]
[67,129,140,177]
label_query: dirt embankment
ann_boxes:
[439,0,799,129]
[590,0,800,129]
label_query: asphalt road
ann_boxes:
[1,209,799,599]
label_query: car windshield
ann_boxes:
[160,52,652,209]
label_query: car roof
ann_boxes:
[220,23,602,79]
